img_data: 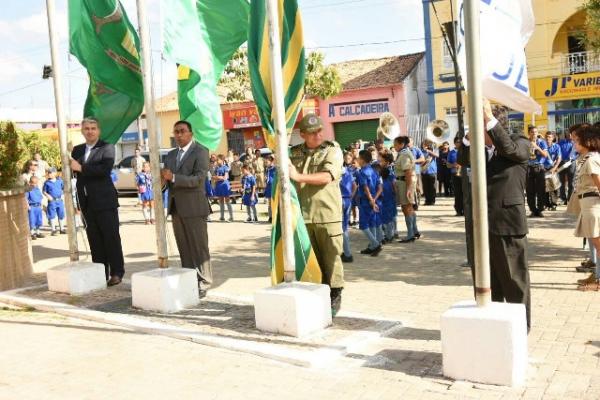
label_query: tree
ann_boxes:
[580,0,600,52]
[0,122,23,189]
[18,131,62,171]
[219,49,342,102]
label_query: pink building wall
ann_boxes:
[317,84,408,141]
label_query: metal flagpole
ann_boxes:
[266,0,296,283]
[136,0,168,268]
[464,0,491,307]
[45,0,79,262]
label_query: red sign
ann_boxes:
[223,106,261,129]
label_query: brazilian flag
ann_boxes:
[248,0,322,285]
[69,0,144,144]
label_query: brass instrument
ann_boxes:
[426,119,453,145]
[378,112,400,140]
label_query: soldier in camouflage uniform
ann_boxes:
[289,113,345,316]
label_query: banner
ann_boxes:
[162,0,250,150]
[456,0,542,114]
[69,0,144,144]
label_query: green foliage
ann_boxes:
[305,51,342,99]
[18,131,62,171]
[580,0,600,52]
[0,121,23,189]
[219,49,342,102]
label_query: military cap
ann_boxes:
[298,113,323,133]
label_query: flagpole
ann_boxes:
[266,0,296,283]
[136,0,168,268]
[45,0,79,262]
[464,0,491,307]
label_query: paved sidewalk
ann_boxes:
[2,196,600,399]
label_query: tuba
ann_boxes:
[426,119,452,145]
[378,112,400,141]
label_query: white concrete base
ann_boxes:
[441,300,528,387]
[254,282,332,337]
[46,261,107,295]
[131,268,199,313]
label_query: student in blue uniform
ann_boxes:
[136,161,155,224]
[43,167,66,235]
[527,125,549,217]
[371,163,385,245]
[213,154,234,222]
[356,150,382,257]
[350,156,360,226]
[543,131,562,211]
[263,155,276,223]
[340,152,357,262]
[241,165,258,223]
[379,152,397,242]
[26,175,44,240]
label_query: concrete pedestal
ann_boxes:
[47,262,107,295]
[254,282,332,337]
[441,300,528,387]
[131,268,199,313]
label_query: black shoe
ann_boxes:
[51,230,58,236]
[360,247,374,254]
[330,288,342,317]
[31,235,37,240]
[537,212,545,218]
[414,232,421,239]
[36,233,45,238]
[245,217,252,222]
[398,237,416,243]
[253,218,258,223]
[341,254,354,263]
[370,245,382,256]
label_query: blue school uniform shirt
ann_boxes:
[422,151,437,175]
[43,178,64,199]
[264,166,276,198]
[356,164,378,206]
[544,143,561,169]
[411,147,424,174]
[26,187,43,205]
[340,166,355,198]
[381,172,395,206]
[558,138,576,161]
[447,149,458,174]
[242,174,256,193]
[529,139,548,166]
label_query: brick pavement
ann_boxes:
[2,196,599,399]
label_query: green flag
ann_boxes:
[162,0,250,150]
[69,0,144,144]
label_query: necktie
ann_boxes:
[176,148,184,168]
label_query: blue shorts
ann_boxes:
[47,199,65,220]
[342,197,352,232]
[28,206,42,229]
[242,192,257,206]
[140,189,154,202]
[358,204,377,230]
[381,201,397,224]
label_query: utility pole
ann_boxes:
[266,0,296,283]
[136,0,168,268]
[45,0,79,262]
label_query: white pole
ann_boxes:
[464,0,491,307]
[137,117,144,149]
[266,0,296,282]
[45,0,79,262]
[136,0,168,268]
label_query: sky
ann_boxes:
[0,0,425,120]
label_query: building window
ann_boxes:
[444,107,464,116]
[442,43,453,71]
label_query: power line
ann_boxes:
[0,81,47,97]
[308,37,431,49]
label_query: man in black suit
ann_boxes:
[482,100,531,331]
[161,121,212,293]
[70,118,124,286]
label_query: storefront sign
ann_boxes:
[223,106,261,129]
[121,130,148,143]
[328,100,390,118]
[543,72,600,99]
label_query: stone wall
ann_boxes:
[0,188,33,290]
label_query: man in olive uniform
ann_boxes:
[289,113,345,316]
[394,136,420,243]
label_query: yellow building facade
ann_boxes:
[424,0,600,135]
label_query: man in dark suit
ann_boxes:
[70,117,124,286]
[161,120,212,293]
[482,100,531,331]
